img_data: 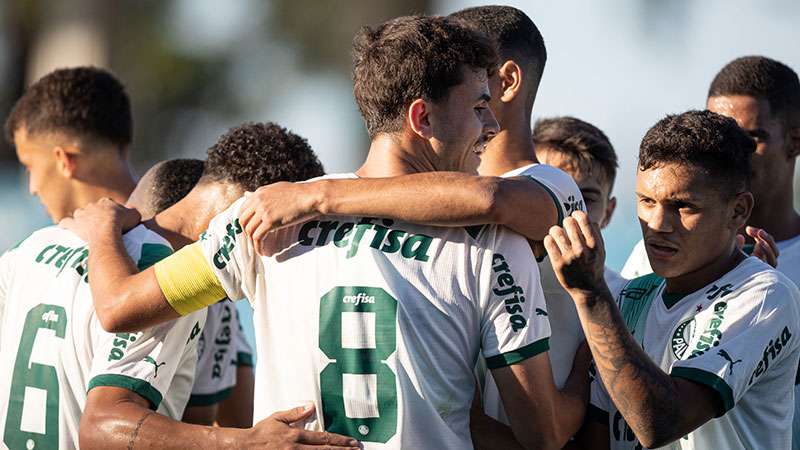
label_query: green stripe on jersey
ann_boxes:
[671,367,734,415]
[485,338,549,369]
[528,178,564,225]
[137,243,173,270]
[88,374,163,410]
[618,273,664,343]
[236,352,254,367]
[187,387,234,406]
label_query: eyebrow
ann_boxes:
[580,187,603,197]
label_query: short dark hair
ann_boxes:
[203,122,325,191]
[352,15,497,137]
[450,5,546,82]
[147,159,205,214]
[5,67,133,149]
[708,56,800,126]
[639,110,755,196]
[533,116,618,191]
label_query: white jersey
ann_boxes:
[481,163,586,423]
[188,299,253,406]
[590,257,800,450]
[197,173,551,449]
[0,225,205,450]
[622,234,800,450]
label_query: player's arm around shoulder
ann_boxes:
[61,198,242,332]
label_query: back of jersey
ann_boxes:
[0,225,175,450]
[201,189,550,449]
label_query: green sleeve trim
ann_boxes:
[670,366,734,416]
[528,178,564,226]
[236,352,254,367]
[587,403,610,425]
[137,243,174,270]
[88,374,163,410]
[485,337,549,370]
[187,387,234,406]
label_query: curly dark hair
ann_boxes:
[639,110,755,196]
[450,5,546,82]
[202,122,325,191]
[147,158,206,214]
[352,15,497,137]
[708,56,800,126]
[5,66,132,149]
[534,116,618,191]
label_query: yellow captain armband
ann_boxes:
[154,242,227,316]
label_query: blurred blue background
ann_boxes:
[1,0,799,348]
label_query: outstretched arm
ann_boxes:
[81,387,359,450]
[239,173,558,250]
[60,199,184,332]
[545,212,721,448]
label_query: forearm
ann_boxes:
[80,403,243,450]
[571,289,689,448]
[553,352,591,444]
[316,173,556,240]
[86,232,178,332]
[469,404,525,450]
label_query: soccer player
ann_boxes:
[236,8,590,445]
[5,67,137,222]
[127,158,257,428]
[532,116,626,292]
[558,110,800,450]
[77,122,350,449]
[64,16,579,449]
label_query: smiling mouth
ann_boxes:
[472,137,490,155]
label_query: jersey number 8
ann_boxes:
[319,286,398,443]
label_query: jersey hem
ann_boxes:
[670,366,734,415]
[485,337,550,370]
[187,387,234,406]
[88,374,163,410]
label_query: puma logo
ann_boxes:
[535,308,548,316]
[718,349,742,375]
[144,356,166,377]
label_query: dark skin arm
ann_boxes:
[237,173,558,253]
[60,199,195,332]
[217,365,255,428]
[545,211,722,449]
[470,382,525,450]
[568,419,610,450]
[80,387,360,450]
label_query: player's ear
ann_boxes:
[53,146,78,179]
[600,196,617,229]
[786,125,800,159]
[731,191,754,230]
[407,98,433,139]
[497,60,523,103]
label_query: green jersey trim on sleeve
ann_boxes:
[528,178,564,226]
[187,387,234,406]
[587,403,610,425]
[485,337,550,370]
[137,243,174,270]
[87,374,163,410]
[670,366,734,416]
[236,351,254,368]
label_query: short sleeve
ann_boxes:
[196,197,263,304]
[670,278,800,414]
[512,164,586,224]
[88,311,207,410]
[479,226,551,369]
[188,302,238,406]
